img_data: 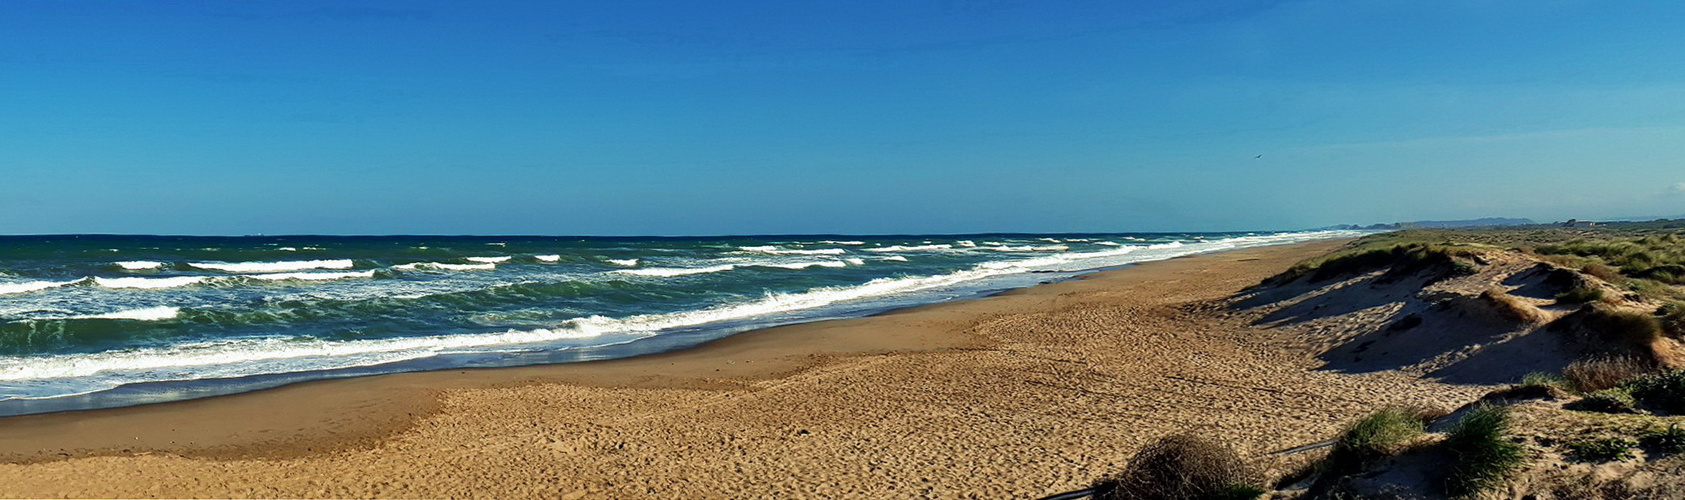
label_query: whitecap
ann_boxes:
[115,261,164,271]
[189,259,354,273]
[862,244,952,252]
[93,276,208,289]
[820,240,866,245]
[738,246,848,255]
[395,262,496,271]
[987,245,1069,252]
[535,255,562,263]
[605,258,640,267]
[753,261,848,270]
[247,271,377,281]
[613,264,735,277]
[844,258,865,266]
[882,256,909,262]
[467,256,512,263]
[0,278,86,296]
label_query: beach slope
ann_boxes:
[0,239,1487,498]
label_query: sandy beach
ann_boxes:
[0,239,1492,498]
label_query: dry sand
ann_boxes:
[0,239,1493,498]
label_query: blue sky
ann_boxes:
[2,1,1683,235]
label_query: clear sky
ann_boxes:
[3,1,1683,235]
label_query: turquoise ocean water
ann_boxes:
[0,231,1358,415]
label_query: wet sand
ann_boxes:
[0,239,1488,498]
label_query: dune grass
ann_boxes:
[1328,407,1431,471]
[1562,356,1654,393]
[1271,232,1487,285]
[1442,405,1526,497]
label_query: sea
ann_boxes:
[0,230,1360,415]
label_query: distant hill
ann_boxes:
[1320,218,1535,231]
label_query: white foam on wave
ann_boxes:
[605,258,640,267]
[73,306,180,321]
[1038,238,1062,243]
[613,264,735,277]
[0,279,86,296]
[863,244,952,252]
[395,262,497,271]
[247,271,377,281]
[753,261,848,270]
[535,255,562,262]
[0,230,1369,400]
[738,246,848,255]
[987,244,1069,252]
[1095,241,1121,246]
[883,256,910,262]
[820,240,865,245]
[115,261,164,271]
[189,259,354,273]
[93,276,208,289]
[845,258,866,266]
[957,240,977,247]
[467,256,512,264]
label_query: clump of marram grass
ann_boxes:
[1581,305,1667,347]
[1562,356,1654,392]
[1661,302,1685,338]
[1519,372,1568,394]
[1641,424,1685,454]
[1621,370,1685,415]
[1090,433,1263,500]
[1326,407,1431,472]
[1581,262,1624,282]
[1269,238,1484,285]
[1566,437,1639,463]
[1441,405,1526,497]
[1556,286,1605,305]
[1565,387,1639,414]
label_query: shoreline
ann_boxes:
[0,240,1314,459]
[0,237,1493,498]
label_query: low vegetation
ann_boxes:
[1562,356,1654,393]
[1622,370,1685,415]
[1641,424,1685,454]
[1566,437,1639,463]
[1566,388,1639,414]
[1327,407,1431,470]
[1267,228,1489,284]
[1442,405,1527,497]
[1089,433,1263,500]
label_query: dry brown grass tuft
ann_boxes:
[1092,433,1262,500]
[1562,356,1655,392]
[1481,288,1547,324]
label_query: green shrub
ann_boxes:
[1566,437,1638,462]
[1641,424,1685,454]
[1622,370,1685,415]
[1442,405,1526,497]
[1090,433,1261,500]
[1328,407,1429,471]
[1581,305,1666,347]
[1566,388,1639,414]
